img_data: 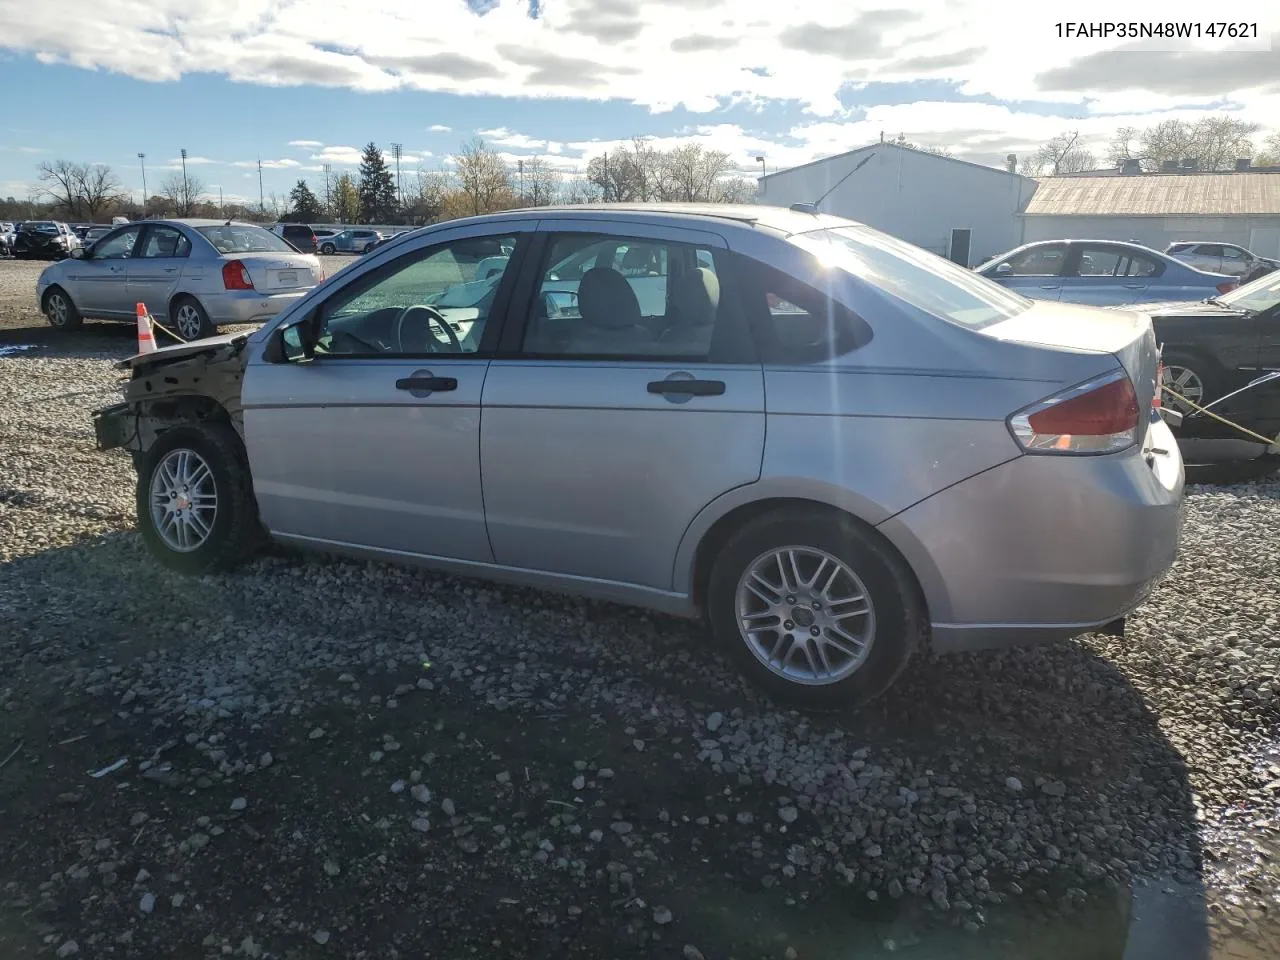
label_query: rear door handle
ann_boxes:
[395,376,457,392]
[1038,283,1060,289]
[1123,283,1144,289]
[647,378,725,396]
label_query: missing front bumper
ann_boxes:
[92,402,132,451]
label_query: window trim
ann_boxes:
[290,230,531,362]
[494,226,756,365]
[136,224,193,260]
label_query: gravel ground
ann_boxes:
[1,256,1278,959]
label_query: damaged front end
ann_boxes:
[92,333,252,458]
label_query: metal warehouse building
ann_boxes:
[1020,167,1280,259]
[755,142,1037,267]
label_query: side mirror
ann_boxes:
[70,247,86,260]
[994,263,1013,277]
[264,322,312,363]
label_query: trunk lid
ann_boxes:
[979,299,1161,439]
[231,252,322,293]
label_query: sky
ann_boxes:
[0,0,1277,207]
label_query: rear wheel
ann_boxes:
[136,422,262,575]
[172,296,214,341]
[706,508,924,710]
[43,287,82,329]
[363,241,376,254]
[320,242,336,255]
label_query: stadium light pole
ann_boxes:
[179,148,189,213]
[322,163,332,218]
[137,153,148,216]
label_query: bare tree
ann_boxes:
[1023,131,1096,176]
[160,171,206,216]
[890,133,955,158]
[407,168,453,223]
[713,176,756,204]
[522,156,561,206]
[1257,132,1280,167]
[36,160,87,219]
[76,164,126,220]
[453,139,513,216]
[1106,126,1141,168]
[658,144,732,202]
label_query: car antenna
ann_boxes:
[789,152,876,214]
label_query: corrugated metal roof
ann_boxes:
[1023,173,1280,217]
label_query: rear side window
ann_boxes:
[1074,245,1162,278]
[734,255,871,364]
[198,224,294,254]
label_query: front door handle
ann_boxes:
[647,378,725,396]
[396,376,457,392]
[1038,283,1060,289]
[1123,283,1144,289]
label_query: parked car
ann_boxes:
[977,239,1237,306]
[90,204,1183,707]
[83,225,113,245]
[1165,241,1280,278]
[318,228,384,255]
[0,221,14,257]
[1117,269,1280,448]
[13,221,80,260]
[37,219,323,340]
[270,223,319,253]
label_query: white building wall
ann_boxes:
[1021,214,1280,257]
[756,147,1037,266]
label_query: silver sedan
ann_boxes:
[92,204,1184,707]
[37,219,323,340]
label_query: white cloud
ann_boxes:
[1,0,1277,166]
[427,124,452,133]
[231,158,303,169]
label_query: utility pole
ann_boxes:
[322,163,332,218]
[602,152,609,202]
[390,143,403,216]
[179,148,189,214]
[218,186,224,217]
[137,152,147,217]
[518,159,524,204]
[258,158,265,218]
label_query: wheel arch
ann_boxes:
[41,283,74,312]
[678,484,933,626]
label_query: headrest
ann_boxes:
[578,267,642,329]
[669,267,719,326]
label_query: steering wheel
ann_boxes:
[393,304,462,354]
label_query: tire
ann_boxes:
[363,242,375,254]
[706,508,924,710]
[135,422,262,575]
[171,296,214,341]
[1185,455,1280,485]
[320,243,336,255]
[43,286,82,330]
[1160,350,1220,414]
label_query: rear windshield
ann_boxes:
[788,225,1033,329]
[197,224,295,254]
[20,222,58,234]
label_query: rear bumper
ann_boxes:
[205,290,309,326]
[878,418,1184,654]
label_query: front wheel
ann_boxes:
[706,509,924,710]
[43,287,82,329]
[1160,351,1219,414]
[136,423,262,575]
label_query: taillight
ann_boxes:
[222,260,254,291]
[1008,370,1139,454]
[1217,280,1238,295]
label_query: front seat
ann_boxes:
[564,267,652,354]
[659,267,719,352]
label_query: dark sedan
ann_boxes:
[1130,271,1280,447]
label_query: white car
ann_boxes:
[1165,241,1280,278]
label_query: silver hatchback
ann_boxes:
[37,219,323,340]
[92,204,1184,707]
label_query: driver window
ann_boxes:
[94,227,142,260]
[315,234,518,357]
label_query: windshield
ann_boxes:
[1219,268,1280,313]
[197,224,295,254]
[789,225,1033,329]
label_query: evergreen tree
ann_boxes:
[286,179,323,222]
[357,142,397,222]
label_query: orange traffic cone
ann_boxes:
[136,303,157,354]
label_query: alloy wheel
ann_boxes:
[175,304,204,341]
[47,293,69,327]
[1161,364,1205,412]
[735,546,876,686]
[150,448,218,552]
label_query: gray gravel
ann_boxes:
[1,258,1278,957]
